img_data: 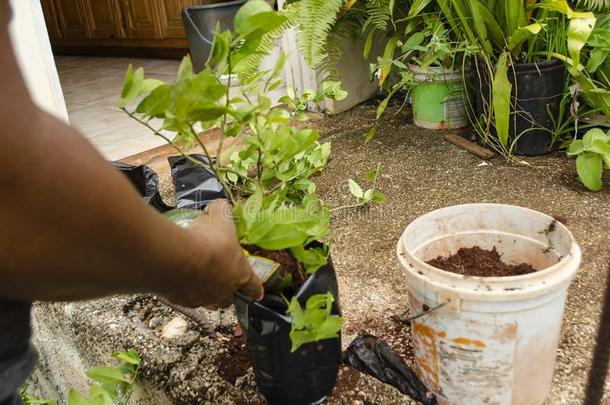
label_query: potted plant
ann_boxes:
[435,0,595,156]
[373,11,476,129]
[118,1,350,403]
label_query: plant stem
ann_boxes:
[122,108,216,170]
[189,125,237,206]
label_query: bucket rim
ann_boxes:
[408,63,465,82]
[397,203,581,299]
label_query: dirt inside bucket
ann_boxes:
[244,245,307,296]
[426,246,537,277]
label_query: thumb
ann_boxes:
[203,199,233,224]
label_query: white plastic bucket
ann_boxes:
[396,204,581,405]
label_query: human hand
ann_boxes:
[161,199,263,309]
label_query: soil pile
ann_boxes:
[427,246,537,277]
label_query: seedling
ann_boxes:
[567,128,610,191]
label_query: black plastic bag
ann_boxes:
[234,251,341,405]
[343,332,436,405]
[112,162,171,212]
[168,154,226,210]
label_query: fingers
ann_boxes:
[239,267,264,302]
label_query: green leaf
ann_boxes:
[568,15,596,75]
[363,189,373,201]
[208,28,231,73]
[583,128,609,147]
[287,293,341,352]
[567,139,585,156]
[67,390,88,405]
[289,329,316,352]
[590,139,610,155]
[401,32,424,52]
[118,65,144,107]
[176,56,193,81]
[136,84,172,117]
[363,28,376,60]
[492,53,511,148]
[234,1,287,40]
[234,0,272,35]
[348,179,364,198]
[87,387,114,405]
[315,316,343,340]
[112,350,140,366]
[507,23,544,53]
[408,0,433,17]
[576,152,603,191]
[243,184,263,222]
[287,297,306,329]
[586,48,608,73]
[373,191,386,202]
[364,127,377,144]
[247,223,309,250]
[85,367,130,385]
[380,36,400,85]
[290,245,328,274]
[322,81,348,101]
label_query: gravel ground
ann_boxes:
[31,102,610,404]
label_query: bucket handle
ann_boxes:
[392,298,451,324]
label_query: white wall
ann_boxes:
[8,0,68,122]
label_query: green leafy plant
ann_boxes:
[286,293,343,352]
[372,8,477,120]
[20,390,57,405]
[556,12,610,123]
[567,128,610,190]
[342,164,385,209]
[433,0,595,156]
[68,350,141,405]
[118,0,371,351]
[20,350,141,405]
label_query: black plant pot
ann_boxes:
[182,0,247,72]
[234,255,341,405]
[475,59,567,156]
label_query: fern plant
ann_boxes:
[287,0,345,68]
[572,0,610,11]
[284,0,407,77]
[365,0,393,31]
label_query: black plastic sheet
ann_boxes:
[168,154,225,210]
[343,332,436,405]
[112,162,171,212]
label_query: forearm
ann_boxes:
[0,108,203,302]
[0,2,261,306]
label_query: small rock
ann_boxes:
[161,316,189,339]
[148,316,164,329]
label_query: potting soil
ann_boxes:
[426,246,537,277]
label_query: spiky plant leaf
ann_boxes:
[572,0,610,12]
[288,0,344,68]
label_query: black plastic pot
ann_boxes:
[182,1,247,72]
[475,59,567,156]
[234,255,341,405]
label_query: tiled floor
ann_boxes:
[56,56,182,161]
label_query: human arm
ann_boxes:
[0,1,262,308]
